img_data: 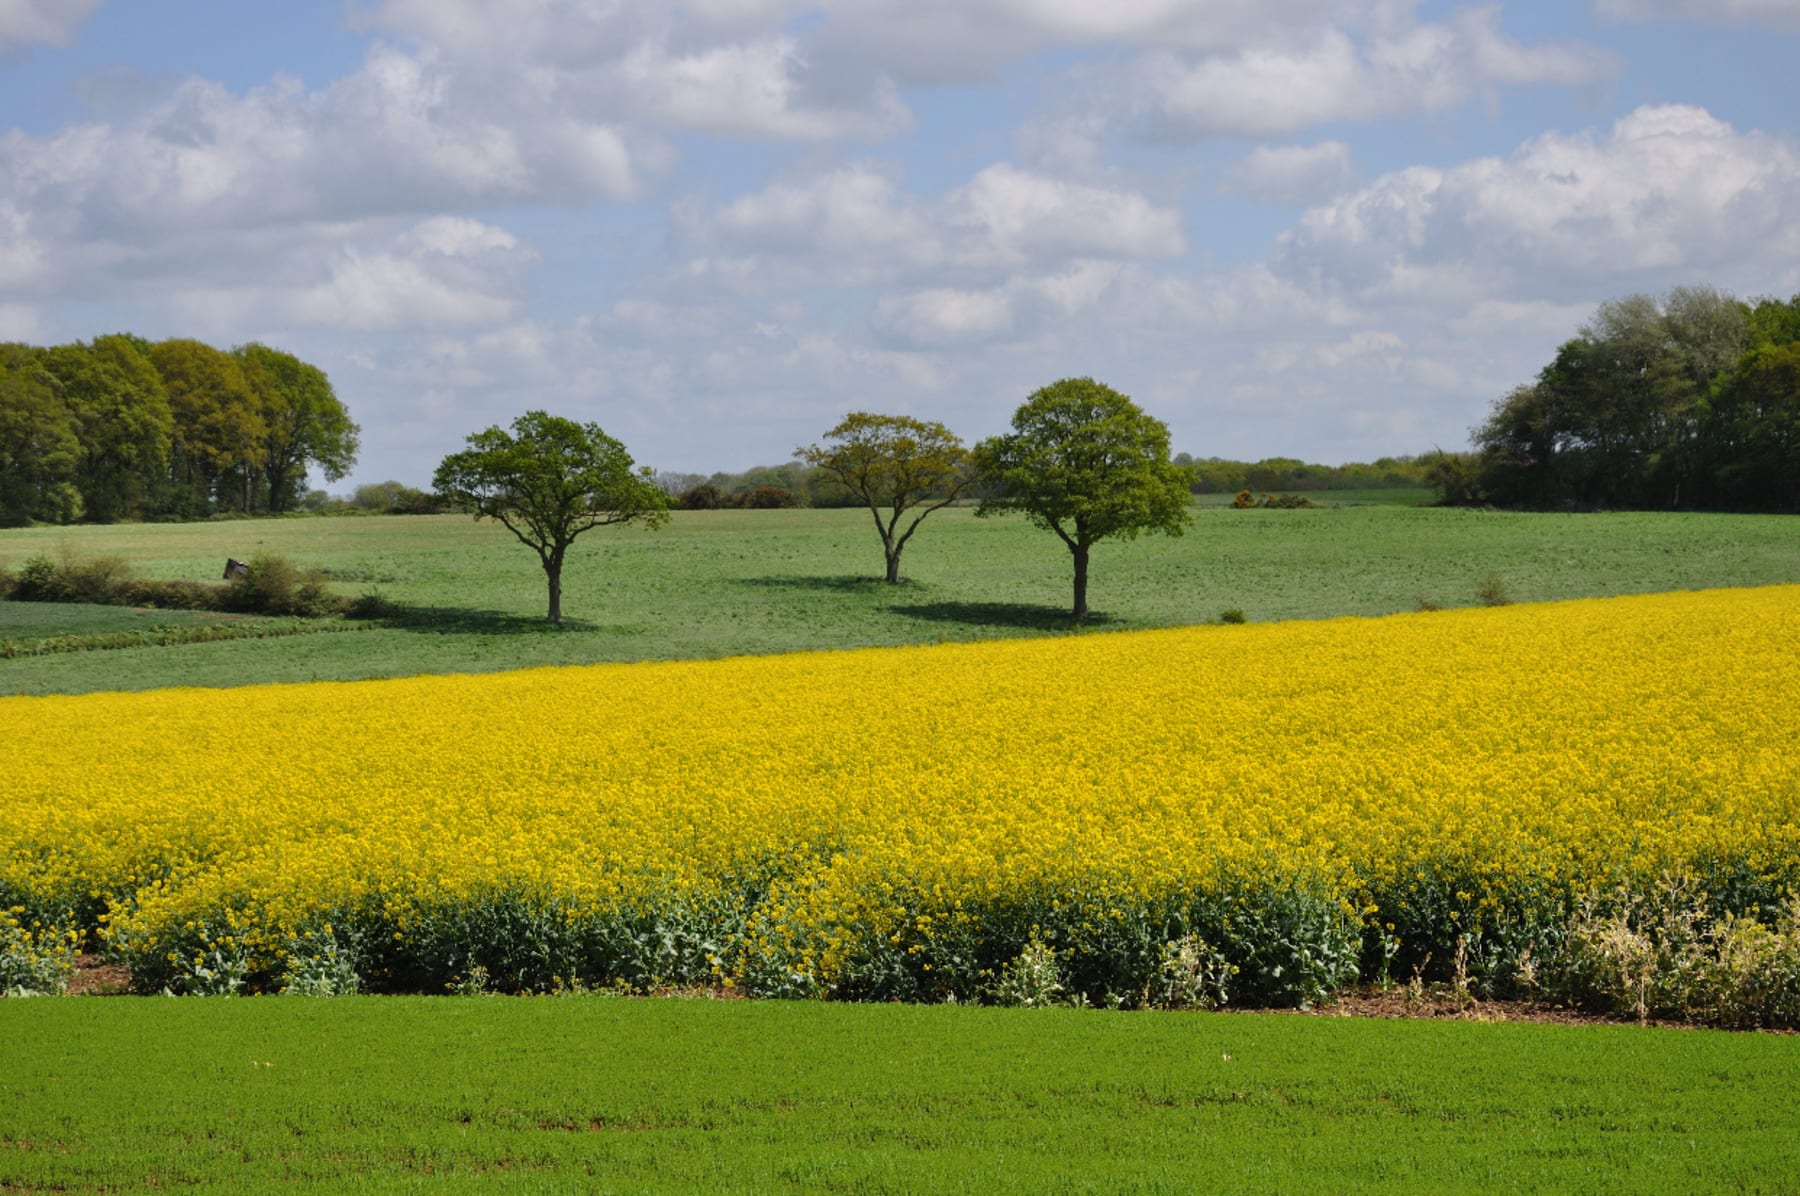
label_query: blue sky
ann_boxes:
[2,1,1797,488]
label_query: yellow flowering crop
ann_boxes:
[2,585,1795,1002]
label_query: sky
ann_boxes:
[2,1,1798,489]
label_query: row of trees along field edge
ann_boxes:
[0,336,358,525]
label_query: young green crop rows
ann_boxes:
[4,586,1797,1016]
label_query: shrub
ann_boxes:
[743,485,800,509]
[1146,934,1231,1010]
[1475,572,1512,606]
[1218,607,1247,625]
[1232,491,1320,510]
[115,577,221,610]
[1558,881,1800,1028]
[0,564,14,601]
[225,553,343,617]
[991,938,1066,1008]
[12,556,58,601]
[344,591,396,620]
[1,911,78,998]
[678,483,725,510]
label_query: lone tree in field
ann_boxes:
[798,412,972,583]
[974,378,1191,621]
[433,411,669,624]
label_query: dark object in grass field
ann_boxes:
[223,558,249,579]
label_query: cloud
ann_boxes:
[0,0,101,54]
[1131,7,1615,140]
[1220,141,1358,204]
[683,161,1183,295]
[1275,105,1800,303]
[358,0,1358,87]
[617,38,910,140]
[1595,0,1800,30]
[872,286,1018,347]
[282,218,531,331]
[354,0,914,142]
[0,45,653,257]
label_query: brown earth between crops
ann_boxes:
[56,957,1792,1031]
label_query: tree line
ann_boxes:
[0,336,359,526]
[1440,287,1800,512]
[660,451,1431,511]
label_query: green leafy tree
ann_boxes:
[149,338,263,515]
[974,378,1191,620]
[798,412,972,583]
[0,346,83,525]
[235,343,360,513]
[39,335,173,522]
[1711,342,1800,511]
[433,411,670,624]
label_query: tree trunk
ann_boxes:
[885,545,902,584]
[1071,542,1089,621]
[544,554,563,624]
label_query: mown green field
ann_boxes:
[2,504,1795,694]
[2,999,1796,1195]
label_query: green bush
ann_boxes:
[224,553,343,617]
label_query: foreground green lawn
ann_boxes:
[2,1000,1795,1194]
[2,504,1796,694]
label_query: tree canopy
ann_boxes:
[1466,287,1800,512]
[798,412,972,583]
[974,378,1191,620]
[236,343,361,514]
[0,334,355,522]
[432,411,670,624]
[0,345,83,526]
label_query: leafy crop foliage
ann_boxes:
[2,587,1796,1018]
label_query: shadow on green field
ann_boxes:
[376,606,600,635]
[737,574,893,593]
[884,600,1112,630]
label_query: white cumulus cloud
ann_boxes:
[1220,141,1358,205]
[1276,105,1800,303]
[1133,7,1615,140]
[0,0,101,54]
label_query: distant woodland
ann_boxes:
[1439,288,1800,513]
[0,337,357,525]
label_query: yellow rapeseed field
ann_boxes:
[3,585,1796,1001]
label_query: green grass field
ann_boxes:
[2,505,1795,694]
[3,999,1796,1194]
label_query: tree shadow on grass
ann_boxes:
[883,600,1116,631]
[375,606,603,635]
[736,575,897,593]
